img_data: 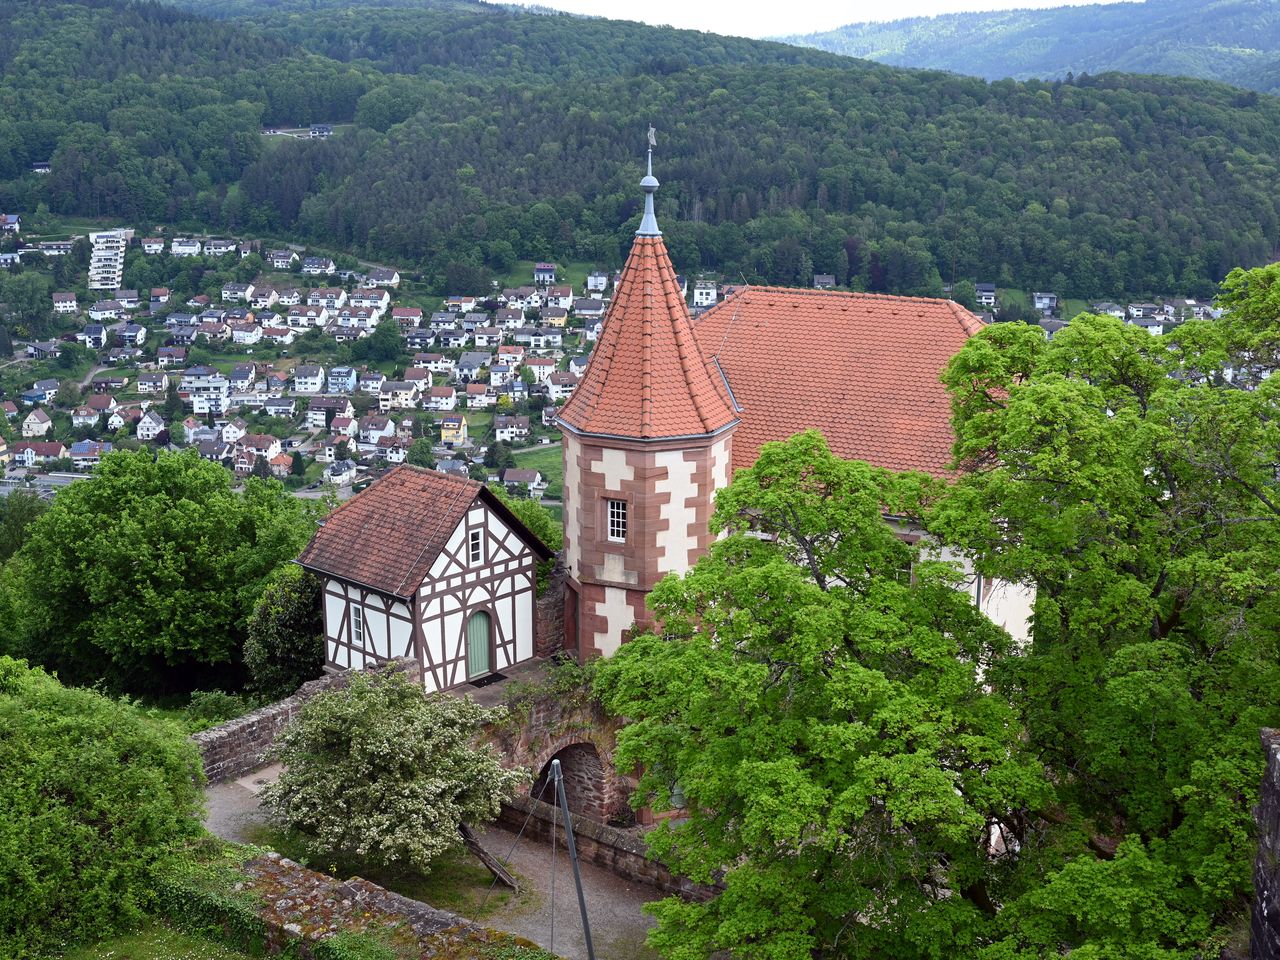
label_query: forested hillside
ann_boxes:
[4,0,1280,299]
[785,0,1280,95]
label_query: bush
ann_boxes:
[262,669,526,875]
[184,690,253,731]
[244,566,325,700]
[152,839,270,955]
[313,931,402,960]
[0,657,204,958]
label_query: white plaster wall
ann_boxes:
[390,603,412,659]
[591,446,634,490]
[926,538,1034,647]
[515,579,533,662]
[364,606,388,658]
[710,437,731,492]
[653,449,699,575]
[563,433,583,577]
[594,586,634,658]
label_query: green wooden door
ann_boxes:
[466,611,491,679]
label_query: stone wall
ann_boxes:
[499,793,717,902]
[1253,729,1280,959]
[194,658,420,784]
[534,562,567,659]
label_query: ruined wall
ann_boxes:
[160,849,548,958]
[1253,729,1280,959]
[194,658,421,784]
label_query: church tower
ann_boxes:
[557,141,739,658]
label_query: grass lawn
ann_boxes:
[62,920,254,960]
[244,823,530,922]
[511,444,563,499]
[998,288,1030,311]
[495,260,603,293]
[1062,298,1091,320]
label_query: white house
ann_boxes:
[297,466,553,691]
[364,267,400,288]
[52,292,77,314]
[137,410,166,442]
[302,256,336,276]
[293,365,326,394]
[425,386,457,411]
[692,280,718,308]
[1033,292,1059,314]
[230,323,262,345]
[22,409,52,438]
[181,366,231,415]
[171,238,202,257]
[494,415,531,444]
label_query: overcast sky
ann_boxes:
[520,0,1111,39]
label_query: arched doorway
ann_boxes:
[532,742,611,822]
[466,610,491,679]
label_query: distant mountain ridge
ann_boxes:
[783,0,1280,94]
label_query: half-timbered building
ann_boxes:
[297,465,553,692]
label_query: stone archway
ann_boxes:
[531,740,616,823]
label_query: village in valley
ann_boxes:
[0,221,605,500]
[0,212,1224,501]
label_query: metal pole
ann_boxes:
[551,758,597,960]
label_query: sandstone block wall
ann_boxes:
[1253,728,1280,959]
[194,658,421,784]
[499,793,717,902]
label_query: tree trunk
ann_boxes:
[459,823,518,892]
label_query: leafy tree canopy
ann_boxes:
[244,565,325,700]
[928,291,1280,955]
[595,432,1050,959]
[1,449,324,694]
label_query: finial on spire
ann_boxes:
[638,125,661,237]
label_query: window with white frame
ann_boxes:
[468,528,484,565]
[607,498,627,543]
[351,605,365,647]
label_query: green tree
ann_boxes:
[0,490,46,563]
[595,432,1048,960]
[350,318,403,364]
[243,566,324,700]
[261,669,525,874]
[406,437,436,468]
[0,657,203,957]
[290,451,306,476]
[162,379,183,420]
[951,278,978,310]
[251,453,271,479]
[931,306,1280,955]
[1,450,324,693]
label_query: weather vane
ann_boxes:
[647,125,657,148]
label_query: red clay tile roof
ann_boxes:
[557,236,737,441]
[692,286,984,477]
[297,465,552,598]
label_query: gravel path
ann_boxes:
[203,768,659,960]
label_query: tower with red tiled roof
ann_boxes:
[558,140,739,658]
